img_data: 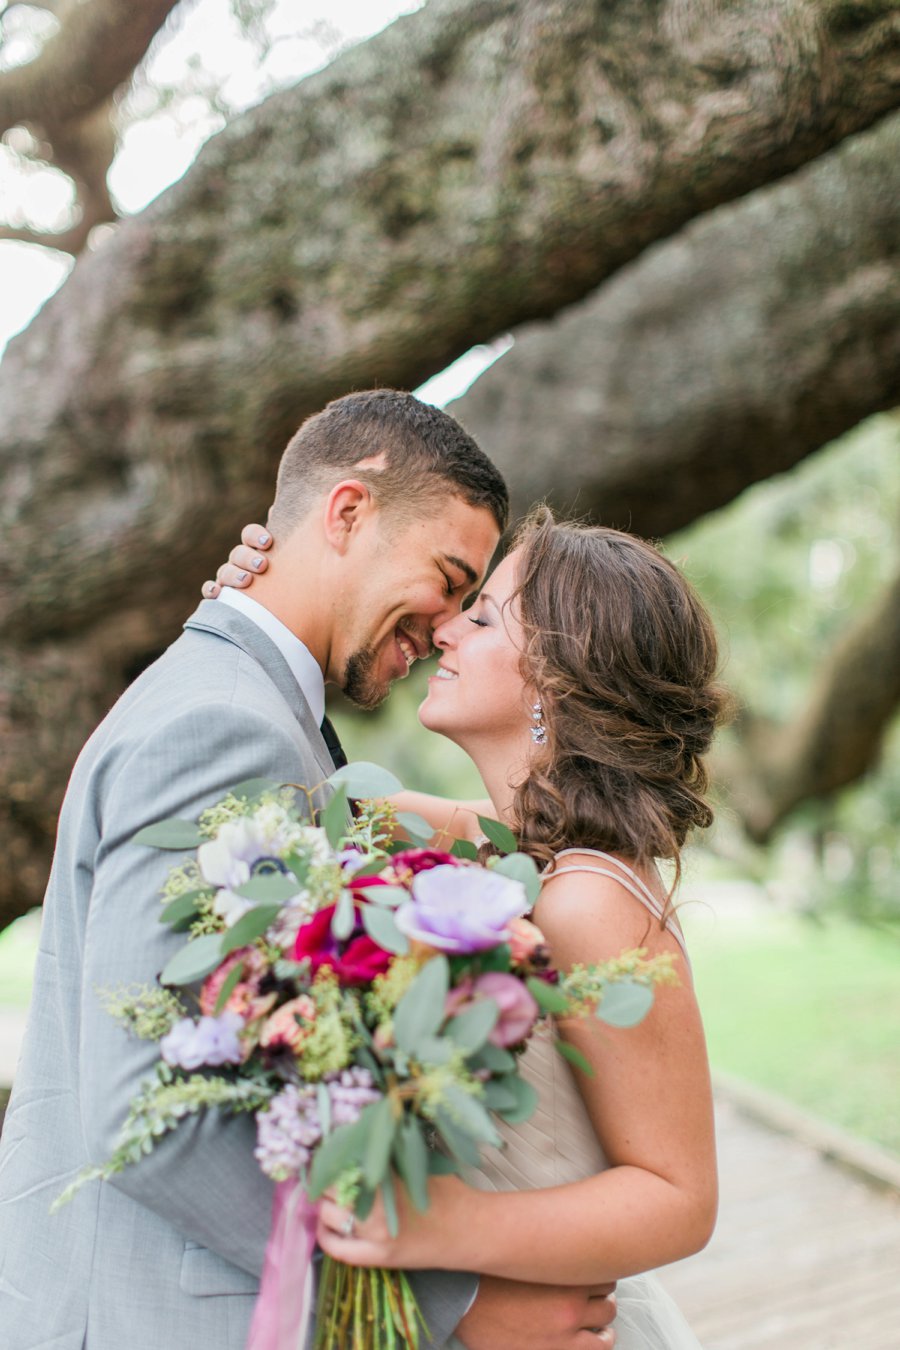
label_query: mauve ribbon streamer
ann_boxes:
[247,1181,319,1350]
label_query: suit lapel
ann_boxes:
[183,600,336,780]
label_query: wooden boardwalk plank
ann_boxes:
[657,1099,900,1349]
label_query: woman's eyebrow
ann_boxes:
[479,592,500,613]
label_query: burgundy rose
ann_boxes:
[292,904,392,986]
[391,848,458,876]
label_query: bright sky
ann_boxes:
[0,0,509,402]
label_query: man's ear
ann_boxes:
[321,479,375,553]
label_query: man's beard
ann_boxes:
[342,646,390,711]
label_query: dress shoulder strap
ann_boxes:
[544,848,690,966]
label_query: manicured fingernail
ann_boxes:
[252,555,265,570]
[237,570,249,582]
[258,532,270,546]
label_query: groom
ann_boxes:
[0,390,617,1349]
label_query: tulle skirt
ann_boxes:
[613,1272,703,1349]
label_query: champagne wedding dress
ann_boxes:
[449,849,705,1350]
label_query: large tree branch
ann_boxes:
[1,0,899,926]
[2,0,900,636]
[0,0,184,135]
[717,558,900,842]
[449,112,900,534]
[0,1,183,252]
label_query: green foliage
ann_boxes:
[97,983,186,1040]
[132,819,206,850]
[160,932,225,986]
[670,414,900,922]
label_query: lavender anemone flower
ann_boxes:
[394,864,529,953]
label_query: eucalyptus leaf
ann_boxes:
[332,889,356,940]
[133,819,205,850]
[445,999,499,1054]
[526,976,571,1016]
[467,1043,516,1075]
[322,783,350,848]
[380,1170,400,1238]
[493,1074,539,1125]
[221,904,281,954]
[328,762,403,799]
[234,873,302,904]
[596,978,655,1028]
[393,956,450,1054]
[361,904,410,955]
[395,811,436,844]
[213,959,245,1014]
[554,1038,594,1077]
[442,1085,502,1146]
[358,885,409,908]
[432,1108,482,1168]
[284,853,311,886]
[410,1034,454,1065]
[158,889,208,927]
[228,777,282,804]
[393,1116,430,1212]
[491,852,541,906]
[307,1110,372,1198]
[427,1151,459,1176]
[477,815,518,854]
[482,1078,519,1110]
[160,933,226,987]
[354,1185,376,1221]
[449,839,478,861]
[362,1097,396,1189]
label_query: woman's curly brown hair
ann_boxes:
[507,508,728,890]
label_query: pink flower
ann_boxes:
[445,971,539,1048]
[260,996,317,1053]
[199,947,268,1020]
[507,917,546,965]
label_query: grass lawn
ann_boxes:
[684,896,900,1156]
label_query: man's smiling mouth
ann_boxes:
[395,627,427,669]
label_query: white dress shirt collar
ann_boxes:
[217,589,326,726]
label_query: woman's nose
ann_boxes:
[432,611,464,649]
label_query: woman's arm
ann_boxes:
[319,866,717,1285]
[389,790,495,846]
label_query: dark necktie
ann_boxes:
[320,714,347,770]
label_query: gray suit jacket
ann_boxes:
[0,601,476,1350]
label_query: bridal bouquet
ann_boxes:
[57,763,675,1350]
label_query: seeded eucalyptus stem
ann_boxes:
[313,1257,427,1349]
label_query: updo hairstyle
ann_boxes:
[508,508,728,888]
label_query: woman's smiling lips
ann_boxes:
[430,664,458,682]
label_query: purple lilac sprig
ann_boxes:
[254,1069,382,1181]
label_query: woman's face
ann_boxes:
[418,548,534,753]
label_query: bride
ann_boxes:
[208,507,724,1348]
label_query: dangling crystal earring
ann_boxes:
[530,700,547,745]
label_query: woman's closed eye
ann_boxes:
[468,615,489,628]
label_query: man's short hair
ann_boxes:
[269,389,509,533]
